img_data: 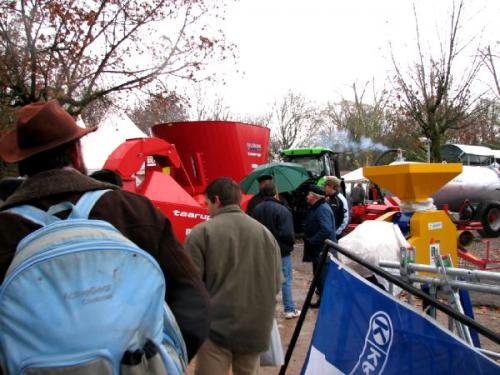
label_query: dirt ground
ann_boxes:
[188,237,500,374]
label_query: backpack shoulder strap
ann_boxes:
[71,189,111,219]
[4,205,49,227]
[4,189,112,224]
[4,189,113,275]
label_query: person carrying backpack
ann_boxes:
[0,101,211,374]
[323,176,349,238]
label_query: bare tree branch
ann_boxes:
[480,45,500,98]
[271,91,318,150]
[390,0,483,161]
[0,0,236,116]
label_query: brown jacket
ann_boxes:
[185,204,282,353]
[0,169,210,360]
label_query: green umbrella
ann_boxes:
[240,162,311,194]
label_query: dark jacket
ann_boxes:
[303,198,336,262]
[325,192,343,229]
[245,191,264,216]
[252,197,295,256]
[351,184,366,205]
[0,169,210,360]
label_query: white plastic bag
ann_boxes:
[260,319,284,366]
[338,221,409,294]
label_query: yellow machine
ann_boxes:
[363,163,463,267]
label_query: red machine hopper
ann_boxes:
[152,121,269,196]
[103,121,270,242]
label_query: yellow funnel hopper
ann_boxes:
[363,163,462,202]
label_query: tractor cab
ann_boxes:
[281,147,339,179]
[280,147,342,233]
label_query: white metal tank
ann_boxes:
[432,165,499,237]
[432,165,500,211]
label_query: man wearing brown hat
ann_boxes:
[0,100,210,361]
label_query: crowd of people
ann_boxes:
[0,100,354,375]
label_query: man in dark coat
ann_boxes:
[245,174,272,216]
[0,100,211,361]
[252,182,300,319]
[303,184,336,307]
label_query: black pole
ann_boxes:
[325,240,500,345]
[279,245,330,375]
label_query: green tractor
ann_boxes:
[280,147,343,232]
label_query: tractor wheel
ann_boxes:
[478,201,500,238]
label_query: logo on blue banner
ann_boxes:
[301,256,500,375]
[350,311,393,375]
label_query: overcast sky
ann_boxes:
[190,0,500,117]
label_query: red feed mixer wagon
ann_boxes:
[102,121,270,242]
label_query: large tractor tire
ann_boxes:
[477,201,500,238]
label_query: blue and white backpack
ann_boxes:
[0,189,187,375]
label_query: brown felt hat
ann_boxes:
[0,100,96,163]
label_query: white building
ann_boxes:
[78,110,147,173]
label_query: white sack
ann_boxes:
[338,221,410,293]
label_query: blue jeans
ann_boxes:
[282,255,296,313]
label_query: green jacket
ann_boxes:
[185,204,282,353]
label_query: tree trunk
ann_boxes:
[430,133,442,162]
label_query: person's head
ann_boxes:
[306,184,325,206]
[89,169,123,187]
[0,100,96,176]
[204,177,242,217]
[257,174,273,189]
[261,181,277,198]
[323,176,341,196]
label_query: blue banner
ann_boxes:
[302,257,500,374]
